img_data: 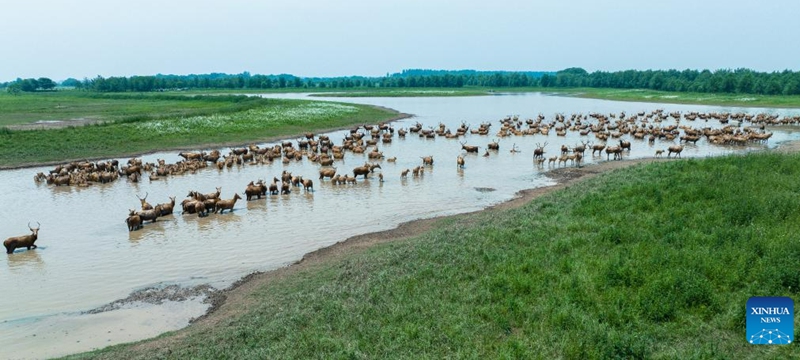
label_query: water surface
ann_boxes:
[2,93,799,358]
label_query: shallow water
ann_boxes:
[2,92,799,358]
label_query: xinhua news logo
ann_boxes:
[747,297,794,345]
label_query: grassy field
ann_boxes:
[309,88,490,97]
[112,86,800,107]
[248,86,800,108]
[0,91,280,127]
[65,152,799,359]
[0,92,400,168]
[560,88,800,109]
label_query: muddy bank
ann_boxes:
[84,284,219,316]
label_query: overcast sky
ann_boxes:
[2,0,798,82]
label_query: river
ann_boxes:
[2,92,799,359]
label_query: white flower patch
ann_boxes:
[138,114,232,134]
[234,102,359,125]
[133,102,359,135]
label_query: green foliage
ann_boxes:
[122,68,800,96]
[8,67,800,96]
[6,77,56,92]
[61,78,82,87]
[66,152,800,359]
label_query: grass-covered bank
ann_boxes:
[0,92,279,127]
[0,93,401,168]
[104,86,800,107]
[306,86,800,108]
[562,87,800,109]
[309,88,490,97]
[66,152,799,359]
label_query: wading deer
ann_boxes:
[215,194,242,214]
[157,196,176,215]
[533,142,548,159]
[125,211,142,232]
[137,193,153,210]
[4,222,41,254]
[667,145,684,158]
[460,142,479,153]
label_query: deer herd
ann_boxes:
[8,108,793,247]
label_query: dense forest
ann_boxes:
[3,68,800,95]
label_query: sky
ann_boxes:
[2,0,799,82]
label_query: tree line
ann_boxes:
[3,77,57,93]
[3,68,800,96]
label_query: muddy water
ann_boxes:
[2,92,800,358]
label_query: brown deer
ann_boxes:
[591,143,606,156]
[269,177,280,195]
[137,205,163,223]
[157,196,176,215]
[533,142,548,159]
[245,181,265,200]
[667,145,684,158]
[460,141,479,153]
[125,211,142,232]
[319,167,337,180]
[137,193,153,210]
[215,194,242,214]
[4,222,41,254]
[353,166,372,179]
[605,146,622,160]
[302,177,314,192]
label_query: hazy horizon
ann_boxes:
[3,0,799,82]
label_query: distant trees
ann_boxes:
[535,68,800,95]
[61,78,82,88]
[7,68,800,95]
[5,77,57,93]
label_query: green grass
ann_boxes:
[300,86,800,107]
[0,91,280,127]
[308,88,490,97]
[65,152,800,359]
[0,93,399,167]
[152,86,800,107]
[557,88,800,108]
